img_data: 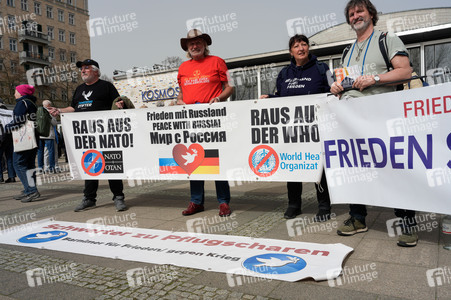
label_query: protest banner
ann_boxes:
[60,95,325,183]
[0,220,353,282]
[318,83,451,215]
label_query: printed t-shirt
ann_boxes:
[340,30,408,98]
[71,79,120,112]
[177,55,229,104]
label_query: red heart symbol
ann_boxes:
[173,144,205,175]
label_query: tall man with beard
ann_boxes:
[330,0,416,247]
[48,59,127,212]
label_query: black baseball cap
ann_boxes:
[76,59,99,69]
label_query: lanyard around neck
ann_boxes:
[346,31,375,75]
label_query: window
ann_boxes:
[48,47,54,60]
[0,59,3,71]
[7,0,15,7]
[425,42,451,85]
[58,29,65,42]
[21,0,28,10]
[70,52,76,63]
[0,36,3,49]
[50,89,56,101]
[59,49,66,61]
[9,38,17,51]
[8,15,16,30]
[34,2,41,15]
[62,90,68,101]
[46,6,53,18]
[67,0,73,5]
[58,9,64,22]
[47,26,54,39]
[69,32,75,45]
[407,47,421,75]
[11,61,17,74]
[68,13,75,25]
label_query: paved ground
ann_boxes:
[0,160,450,300]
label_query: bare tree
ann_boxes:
[160,56,184,69]
[0,51,26,105]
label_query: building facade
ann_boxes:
[0,0,90,105]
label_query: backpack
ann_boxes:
[341,32,409,91]
[36,106,52,137]
[280,61,329,92]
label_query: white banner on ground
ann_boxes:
[60,95,325,182]
[0,220,353,282]
[318,83,451,214]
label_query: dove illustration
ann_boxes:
[26,232,65,240]
[181,149,198,165]
[82,90,93,101]
[254,256,299,268]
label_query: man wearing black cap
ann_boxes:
[48,59,127,212]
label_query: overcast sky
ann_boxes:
[88,0,450,77]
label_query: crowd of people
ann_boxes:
[1,0,424,248]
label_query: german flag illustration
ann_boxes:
[159,149,219,174]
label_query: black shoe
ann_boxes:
[74,198,96,212]
[21,192,40,203]
[284,207,302,219]
[113,195,127,212]
[13,192,27,200]
[0,178,4,183]
[314,210,332,222]
[5,178,16,183]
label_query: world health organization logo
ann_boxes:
[242,253,306,274]
[18,231,68,244]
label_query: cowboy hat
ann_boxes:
[180,29,212,51]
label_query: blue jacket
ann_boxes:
[270,54,330,98]
[5,95,37,133]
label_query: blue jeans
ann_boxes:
[37,139,55,171]
[190,180,230,205]
[13,148,38,194]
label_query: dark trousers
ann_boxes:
[349,204,416,227]
[190,180,230,205]
[84,179,124,201]
[287,170,331,212]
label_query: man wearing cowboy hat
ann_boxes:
[177,29,234,217]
